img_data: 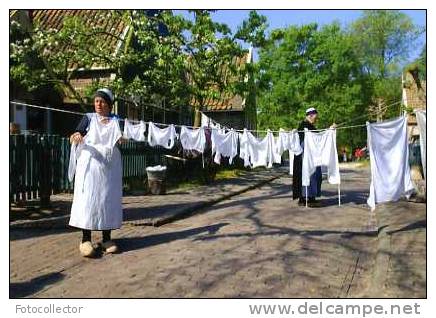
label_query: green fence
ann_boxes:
[10,134,156,203]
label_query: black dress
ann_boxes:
[292,120,316,200]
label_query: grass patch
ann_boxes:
[171,168,246,190]
[214,168,245,180]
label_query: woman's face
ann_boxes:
[307,113,318,124]
[94,97,111,116]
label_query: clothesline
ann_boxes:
[335,100,402,128]
[200,100,400,133]
[10,100,368,134]
[199,111,367,133]
[13,100,420,211]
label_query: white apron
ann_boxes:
[69,114,123,230]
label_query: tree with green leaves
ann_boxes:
[10,10,267,126]
[110,10,190,108]
[234,10,268,48]
[181,10,267,127]
[405,43,426,81]
[351,10,423,79]
[257,22,372,148]
[10,10,190,111]
[350,10,424,119]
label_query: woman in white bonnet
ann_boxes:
[69,88,123,257]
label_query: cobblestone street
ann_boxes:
[10,165,426,298]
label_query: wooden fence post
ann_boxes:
[39,135,52,207]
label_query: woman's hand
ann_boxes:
[70,132,83,144]
[330,123,337,129]
[117,137,128,145]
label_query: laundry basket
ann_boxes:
[146,165,167,195]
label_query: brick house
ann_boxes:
[199,48,257,131]
[402,67,426,187]
[402,69,426,139]
[10,10,254,135]
[10,9,190,136]
[10,10,131,135]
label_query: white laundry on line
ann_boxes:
[302,128,341,206]
[147,122,177,149]
[180,126,207,168]
[201,112,221,130]
[275,129,303,175]
[211,128,239,164]
[366,115,415,211]
[415,110,426,179]
[180,126,207,153]
[123,119,146,142]
[239,129,277,168]
[68,113,123,230]
[200,112,210,127]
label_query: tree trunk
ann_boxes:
[193,97,203,127]
[193,107,201,127]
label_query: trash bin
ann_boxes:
[146,165,167,195]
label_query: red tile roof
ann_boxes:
[190,53,252,112]
[26,10,127,103]
[15,10,252,111]
[31,10,127,63]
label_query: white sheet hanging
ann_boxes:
[147,122,177,149]
[366,116,415,210]
[239,129,276,168]
[211,128,239,164]
[275,129,303,174]
[69,113,123,230]
[201,112,221,130]
[302,128,340,186]
[180,126,206,153]
[415,110,426,179]
[201,113,210,127]
[123,119,146,142]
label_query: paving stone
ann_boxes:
[10,164,426,298]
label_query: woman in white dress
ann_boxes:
[69,88,123,257]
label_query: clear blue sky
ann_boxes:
[174,10,426,63]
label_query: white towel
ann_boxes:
[147,122,177,149]
[211,129,239,164]
[123,120,146,142]
[366,116,415,210]
[200,113,221,130]
[201,113,210,127]
[275,129,303,174]
[180,126,206,153]
[239,129,276,168]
